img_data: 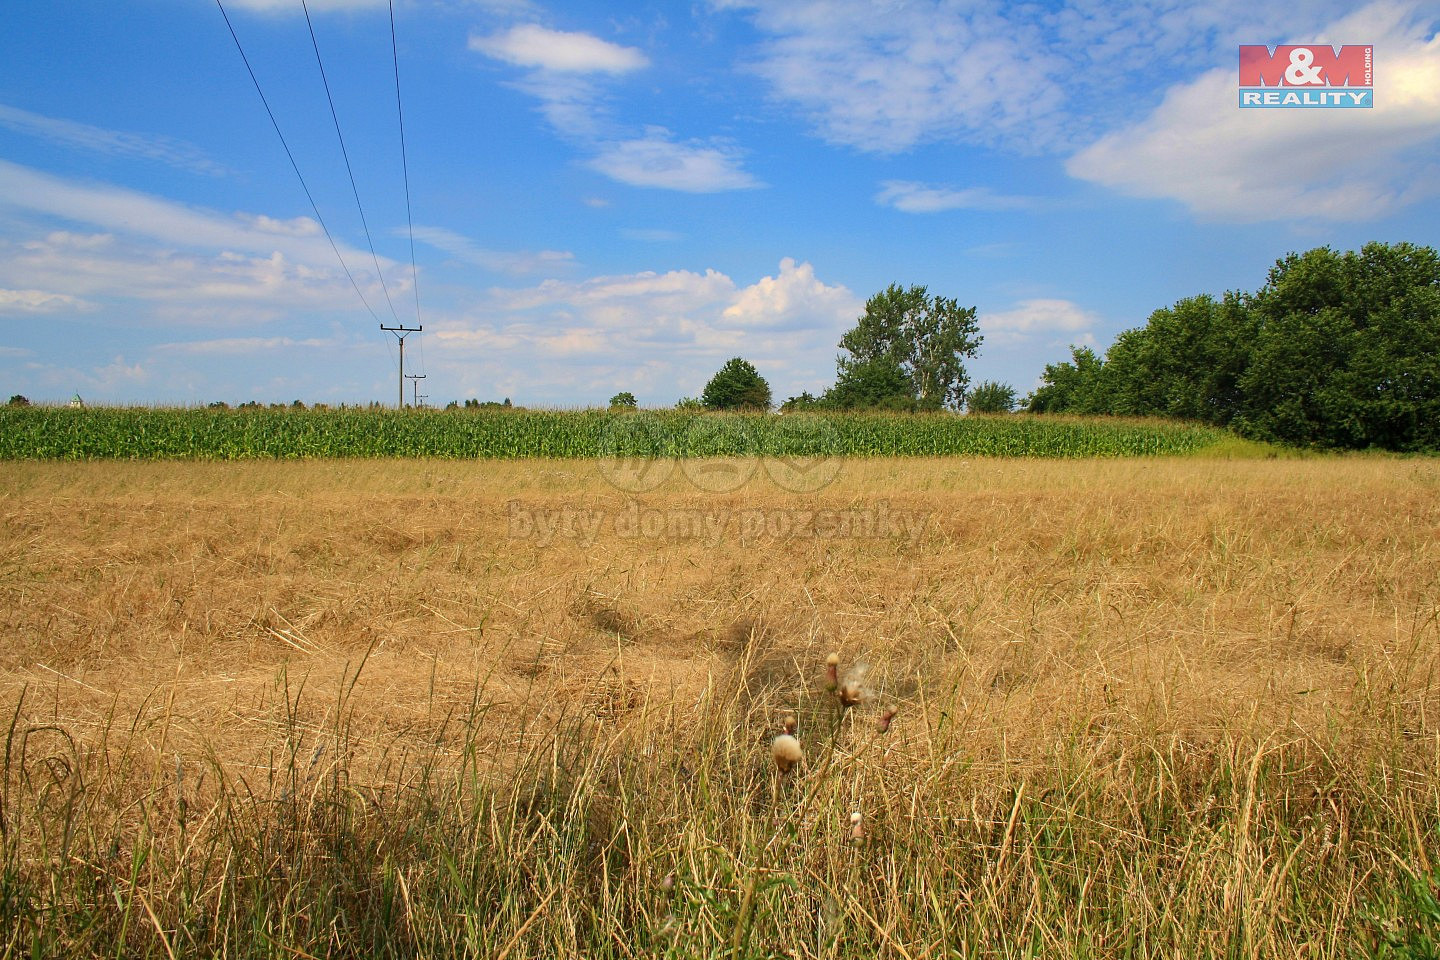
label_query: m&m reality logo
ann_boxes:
[1238,45,1373,108]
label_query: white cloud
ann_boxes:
[0,288,95,314]
[722,257,860,330]
[92,355,149,388]
[155,336,345,356]
[410,225,573,274]
[487,265,735,317]
[0,230,393,330]
[980,298,1099,346]
[875,180,1038,213]
[718,0,1061,153]
[714,0,1362,154]
[237,213,323,238]
[471,24,648,73]
[0,159,384,270]
[0,161,417,326]
[469,24,760,192]
[590,130,761,192]
[431,259,856,403]
[0,103,227,176]
[1066,1,1440,222]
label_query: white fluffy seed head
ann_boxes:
[772,733,803,772]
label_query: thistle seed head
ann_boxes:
[772,733,803,773]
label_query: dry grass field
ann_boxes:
[2,455,1439,958]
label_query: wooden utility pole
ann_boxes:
[405,373,427,408]
[380,324,422,407]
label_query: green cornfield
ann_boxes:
[0,406,1236,460]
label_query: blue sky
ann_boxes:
[1,0,1437,408]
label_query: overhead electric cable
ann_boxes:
[302,0,404,328]
[389,0,425,379]
[389,0,422,336]
[214,0,384,327]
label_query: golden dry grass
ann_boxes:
[4,457,1437,765]
[2,455,1439,956]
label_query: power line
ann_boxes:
[302,0,403,327]
[389,0,425,381]
[214,0,383,327]
[390,0,422,336]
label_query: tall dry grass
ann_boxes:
[1,456,1438,957]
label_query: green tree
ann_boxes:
[824,356,916,411]
[8,394,31,407]
[780,391,822,412]
[836,284,981,411]
[701,358,772,411]
[1103,292,1255,424]
[1025,346,1110,414]
[609,391,638,410]
[1239,242,1440,450]
[967,380,1017,414]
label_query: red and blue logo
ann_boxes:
[1238,45,1373,108]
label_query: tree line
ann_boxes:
[681,241,1438,452]
[1026,242,1440,451]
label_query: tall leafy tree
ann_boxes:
[1024,346,1110,414]
[701,357,772,411]
[1104,292,1255,425]
[835,284,981,411]
[1239,242,1440,450]
[824,356,916,411]
[967,380,1018,414]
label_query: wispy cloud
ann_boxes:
[155,335,346,356]
[409,225,574,274]
[714,0,1360,154]
[876,181,1039,213]
[713,0,1065,154]
[0,102,228,176]
[590,129,761,192]
[1067,1,1440,222]
[0,158,382,269]
[980,298,1099,347]
[470,24,648,73]
[0,226,396,332]
[0,287,96,314]
[470,22,760,192]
